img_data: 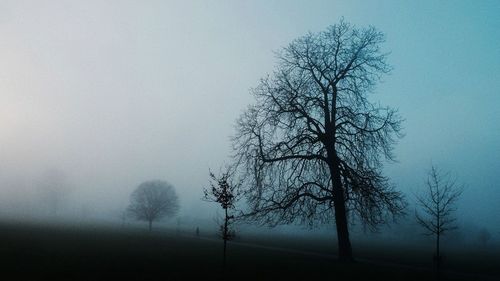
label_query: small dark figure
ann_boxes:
[196,227,200,237]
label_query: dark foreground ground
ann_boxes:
[0,220,498,281]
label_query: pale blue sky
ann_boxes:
[0,1,498,230]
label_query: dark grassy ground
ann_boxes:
[0,220,497,280]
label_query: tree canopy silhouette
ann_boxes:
[127,180,179,231]
[233,20,405,261]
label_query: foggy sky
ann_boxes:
[0,1,499,232]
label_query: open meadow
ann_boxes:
[1,220,498,280]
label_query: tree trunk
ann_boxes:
[223,239,227,270]
[436,232,441,278]
[149,220,152,231]
[330,160,353,262]
[326,97,353,261]
[436,232,440,259]
[436,209,441,279]
[223,207,228,269]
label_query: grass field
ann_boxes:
[0,219,498,280]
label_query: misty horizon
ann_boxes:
[0,0,499,249]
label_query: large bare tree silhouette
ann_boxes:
[233,20,405,261]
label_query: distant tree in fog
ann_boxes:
[415,165,463,268]
[203,167,240,268]
[478,228,491,247]
[39,169,71,217]
[127,180,179,231]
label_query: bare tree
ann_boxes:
[203,168,240,268]
[127,180,179,231]
[415,166,463,267]
[232,20,405,261]
[38,169,71,217]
